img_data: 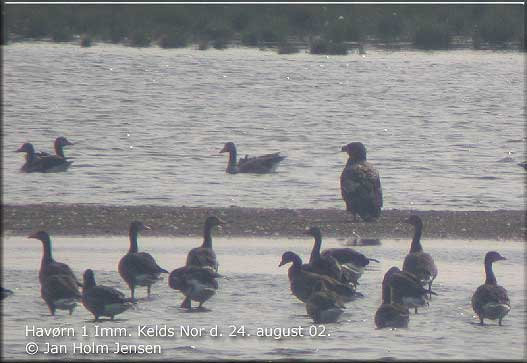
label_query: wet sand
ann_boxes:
[2,204,525,241]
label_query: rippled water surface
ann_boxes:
[3,43,525,210]
[2,236,525,360]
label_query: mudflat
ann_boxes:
[3,204,525,240]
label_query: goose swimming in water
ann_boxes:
[302,227,342,282]
[375,268,410,329]
[306,280,345,324]
[29,231,82,287]
[340,142,383,222]
[82,269,134,321]
[220,142,286,174]
[36,136,74,159]
[118,221,168,300]
[169,265,219,310]
[40,274,81,315]
[471,251,510,326]
[279,251,357,303]
[321,247,380,286]
[186,216,224,272]
[402,215,438,297]
[16,142,73,173]
[1,287,14,300]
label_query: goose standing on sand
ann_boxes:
[402,215,438,296]
[169,265,219,310]
[82,269,134,321]
[386,266,435,314]
[40,274,81,315]
[302,227,342,282]
[340,142,383,222]
[321,247,380,286]
[118,221,168,300]
[279,251,357,303]
[36,136,74,158]
[220,142,286,174]
[16,142,73,173]
[306,280,345,324]
[375,268,410,329]
[186,216,224,272]
[29,231,82,286]
[471,251,510,326]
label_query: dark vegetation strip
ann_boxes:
[4,4,525,52]
[2,204,525,241]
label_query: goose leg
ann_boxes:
[414,307,418,314]
[498,318,503,326]
[69,308,74,315]
[479,317,484,325]
[131,287,135,301]
[428,282,433,299]
[181,296,191,309]
[147,285,151,298]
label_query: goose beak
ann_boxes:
[278,260,286,267]
[303,228,311,235]
[217,218,226,226]
[341,145,347,152]
[143,225,152,231]
[66,141,74,146]
[219,146,228,153]
[499,256,507,261]
[28,233,38,239]
[15,146,24,152]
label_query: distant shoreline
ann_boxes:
[2,204,525,241]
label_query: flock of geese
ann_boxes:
[9,137,512,328]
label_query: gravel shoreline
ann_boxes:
[2,204,525,241]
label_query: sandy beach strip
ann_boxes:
[2,204,525,241]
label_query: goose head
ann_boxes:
[485,251,506,265]
[28,230,51,243]
[404,215,423,227]
[16,143,35,154]
[279,251,301,267]
[220,142,236,154]
[341,142,367,161]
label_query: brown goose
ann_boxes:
[386,266,436,314]
[36,136,74,158]
[82,269,134,321]
[168,265,219,310]
[279,251,357,303]
[41,274,81,315]
[16,142,73,173]
[29,231,82,287]
[302,227,342,282]
[340,142,383,222]
[374,268,410,328]
[321,247,380,286]
[471,251,510,326]
[220,142,286,174]
[118,221,168,300]
[306,280,345,324]
[186,216,224,272]
[402,215,438,296]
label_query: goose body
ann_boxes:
[186,216,224,272]
[82,269,133,320]
[118,221,168,300]
[385,267,435,313]
[402,215,438,295]
[302,227,342,282]
[220,142,286,174]
[1,287,14,300]
[29,231,82,287]
[340,142,383,222]
[16,142,73,173]
[321,247,379,286]
[169,265,219,309]
[375,268,410,328]
[279,251,357,303]
[41,274,81,315]
[471,251,510,326]
[306,281,345,323]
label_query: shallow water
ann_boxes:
[2,236,525,360]
[3,43,525,210]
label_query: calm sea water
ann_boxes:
[1,236,525,360]
[2,43,525,210]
